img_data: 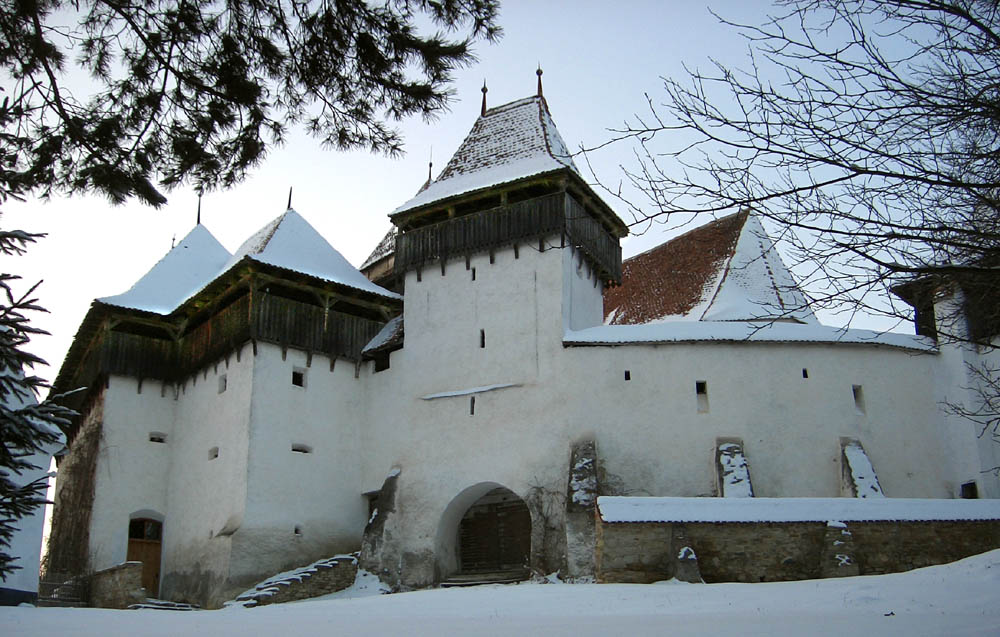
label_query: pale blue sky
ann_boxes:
[4,2,813,384]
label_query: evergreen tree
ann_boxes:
[1,0,501,206]
[0,229,75,580]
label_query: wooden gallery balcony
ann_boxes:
[394,192,623,284]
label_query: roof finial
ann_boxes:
[287,186,293,210]
[428,146,433,182]
[536,65,543,97]
[481,80,488,117]
[196,191,202,225]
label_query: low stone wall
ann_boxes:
[236,556,358,607]
[597,518,1000,584]
[88,562,146,609]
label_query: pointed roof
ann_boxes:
[99,224,231,315]
[392,95,578,215]
[360,227,397,271]
[604,212,815,324]
[227,209,401,300]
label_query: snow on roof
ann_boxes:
[99,224,232,314]
[362,315,403,355]
[225,209,400,300]
[360,227,397,271]
[604,212,815,325]
[604,213,746,324]
[565,321,936,352]
[597,496,1000,523]
[702,215,815,322]
[393,96,578,215]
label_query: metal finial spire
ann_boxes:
[287,186,293,210]
[536,65,543,97]
[481,80,488,116]
[196,192,202,225]
[428,146,433,182]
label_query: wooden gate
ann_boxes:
[126,518,162,598]
[458,489,531,573]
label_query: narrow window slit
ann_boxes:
[852,384,866,414]
[480,329,486,349]
[624,370,631,381]
[470,396,476,415]
[802,368,809,379]
[696,380,709,413]
[291,443,313,454]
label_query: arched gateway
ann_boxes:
[436,483,532,583]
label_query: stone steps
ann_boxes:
[440,568,530,587]
[229,554,359,608]
[128,599,201,611]
[37,580,85,607]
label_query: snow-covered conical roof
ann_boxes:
[392,95,578,215]
[701,215,815,322]
[226,209,400,300]
[605,212,815,324]
[99,224,232,314]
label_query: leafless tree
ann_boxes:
[592,0,998,334]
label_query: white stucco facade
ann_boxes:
[49,94,999,607]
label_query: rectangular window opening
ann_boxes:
[373,352,390,373]
[471,267,476,281]
[852,384,866,414]
[624,370,631,381]
[209,446,220,460]
[480,329,486,349]
[291,443,313,454]
[218,374,228,393]
[961,481,979,499]
[149,432,167,444]
[292,368,306,388]
[696,380,709,413]
[470,396,476,416]
[802,368,809,379]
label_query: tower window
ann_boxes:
[696,380,709,413]
[218,374,228,393]
[852,384,866,414]
[149,432,167,444]
[291,443,313,454]
[209,446,220,460]
[480,329,486,349]
[624,370,631,381]
[292,368,306,388]
[802,368,809,379]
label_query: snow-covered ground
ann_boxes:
[5,550,999,636]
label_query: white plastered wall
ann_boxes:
[87,375,176,571]
[159,346,254,604]
[234,342,368,586]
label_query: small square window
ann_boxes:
[292,368,306,388]
[149,432,167,444]
[961,481,979,499]
[218,374,228,394]
[209,446,220,460]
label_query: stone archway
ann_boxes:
[435,483,531,582]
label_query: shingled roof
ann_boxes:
[392,95,578,215]
[604,212,815,324]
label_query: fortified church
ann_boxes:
[44,82,1000,607]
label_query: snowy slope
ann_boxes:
[4,550,1000,636]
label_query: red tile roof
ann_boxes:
[604,212,749,324]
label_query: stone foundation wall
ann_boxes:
[249,558,358,607]
[88,562,145,609]
[597,518,1000,584]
